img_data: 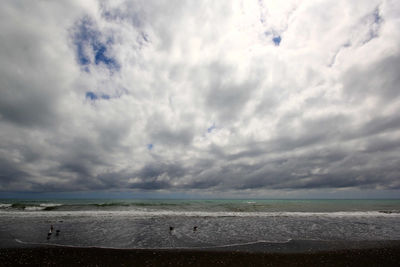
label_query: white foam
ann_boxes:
[0,204,12,208]
[24,206,46,211]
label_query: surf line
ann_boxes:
[14,238,292,251]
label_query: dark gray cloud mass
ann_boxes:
[0,0,400,198]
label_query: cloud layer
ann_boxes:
[1,0,400,197]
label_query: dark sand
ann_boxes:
[1,244,400,267]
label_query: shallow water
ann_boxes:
[1,199,400,249]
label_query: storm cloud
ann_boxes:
[1,0,400,198]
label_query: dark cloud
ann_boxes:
[203,63,259,122]
[0,90,56,127]
[357,114,400,138]
[123,162,186,190]
[136,162,185,180]
[342,55,400,103]
[146,113,195,147]
[0,157,31,190]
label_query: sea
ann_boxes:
[1,199,400,251]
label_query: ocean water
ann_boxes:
[0,199,399,249]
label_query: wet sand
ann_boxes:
[1,244,400,267]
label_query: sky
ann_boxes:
[0,0,400,199]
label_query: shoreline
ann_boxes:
[7,238,400,252]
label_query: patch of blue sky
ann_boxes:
[273,36,281,46]
[86,92,98,100]
[93,43,120,70]
[77,45,90,66]
[74,17,97,65]
[101,94,111,100]
[86,92,111,101]
[73,17,120,72]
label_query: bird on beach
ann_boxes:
[47,225,55,240]
[193,226,198,232]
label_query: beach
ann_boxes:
[1,199,400,266]
[1,243,400,267]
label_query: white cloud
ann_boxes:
[0,0,399,197]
